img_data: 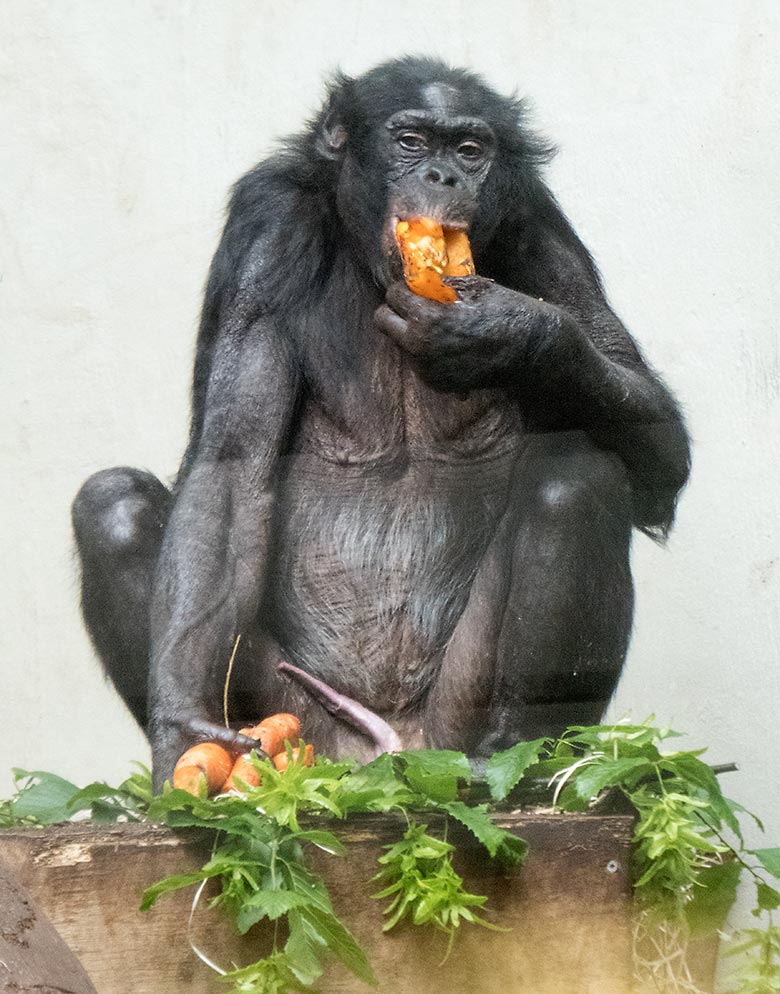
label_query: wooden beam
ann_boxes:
[0,813,647,993]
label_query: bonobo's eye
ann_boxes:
[397,131,427,153]
[457,139,485,161]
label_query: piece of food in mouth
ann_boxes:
[172,742,234,796]
[395,217,475,303]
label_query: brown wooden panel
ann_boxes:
[2,814,638,994]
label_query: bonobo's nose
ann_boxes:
[420,164,460,188]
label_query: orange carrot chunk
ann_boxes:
[395,218,475,303]
[273,743,315,772]
[172,742,233,796]
[221,753,262,792]
[239,713,301,758]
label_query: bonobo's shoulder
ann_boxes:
[219,155,330,303]
[223,164,295,260]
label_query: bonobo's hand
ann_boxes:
[375,276,564,392]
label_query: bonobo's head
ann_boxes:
[310,57,554,285]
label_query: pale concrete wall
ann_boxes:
[2,0,778,873]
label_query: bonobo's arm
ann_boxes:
[148,318,298,783]
[376,232,690,536]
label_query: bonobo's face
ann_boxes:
[333,80,497,285]
[381,84,496,278]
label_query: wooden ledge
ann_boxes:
[2,813,640,993]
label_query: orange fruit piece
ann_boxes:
[239,713,301,757]
[221,753,262,792]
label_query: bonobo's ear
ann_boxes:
[317,112,347,159]
[314,73,351,160]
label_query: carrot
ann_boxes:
[220,713,303,793]
[273,743,315,772]
[221,753,262,792]
[395,218,475,303]
[239,713,301,757]
[173,742,233,796]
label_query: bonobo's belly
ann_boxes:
[265,448,518,713]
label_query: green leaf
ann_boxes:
[486,739,548,802]
[335,753,413,813]
[299,906,377,986]
[441,801,526,864]
[571,757,654,801]
[281,860,336,916]
[754,849,780,879]
[291,829,346,855]
[140,869,222,911]
[220,952,310,994]
[662,754,741,837]
[685,861,741,937]
[399,750,471,804]
[755,882,780,914]
[236,889,317,933]
[11,771,82,824]
[285,910,326,986]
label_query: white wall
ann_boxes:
[2,0,778,878]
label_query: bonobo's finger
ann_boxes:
[374,305,429,356]
[179,716,266,756]
[385,281,447,319]
[374,303,408,338]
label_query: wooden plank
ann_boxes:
[1,814,637,994]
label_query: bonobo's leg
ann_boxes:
[427,430,634,753]
[72,467,171,727]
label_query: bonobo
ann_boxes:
[72,57,690,786]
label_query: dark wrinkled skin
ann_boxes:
[72,58,690,789]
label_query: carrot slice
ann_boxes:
[239,713,301,757]
[395,218,475,303]
[221,753,262,792]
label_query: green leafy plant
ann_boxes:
[522,722,780,994]
[372,820,505,955]
[132,747,526,992]
[1,763,152,826]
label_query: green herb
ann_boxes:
[372,821,503,954]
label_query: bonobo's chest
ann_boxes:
[295,328,523,463]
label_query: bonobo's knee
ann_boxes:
[526,433,631,522]
[72,467,170,559]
